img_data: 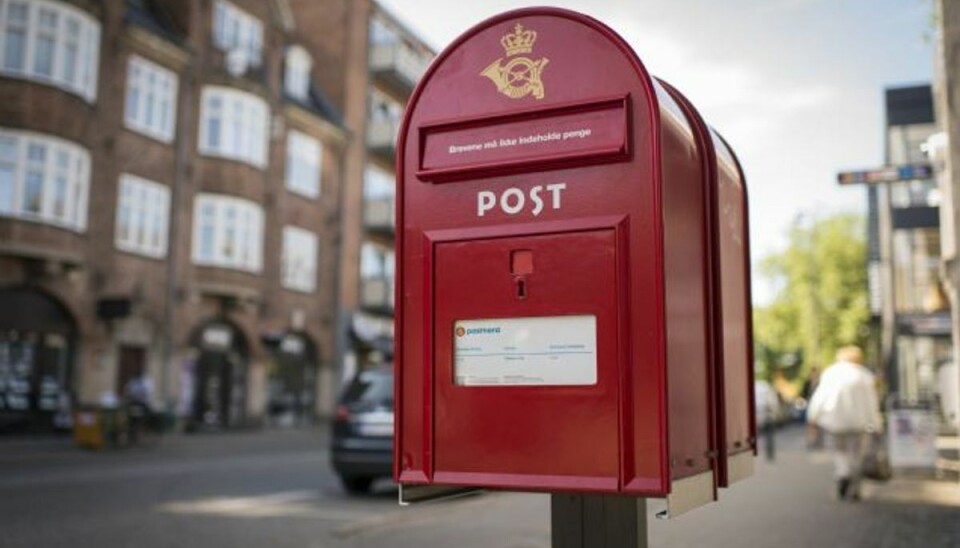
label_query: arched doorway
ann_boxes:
[266,332,318,426]
[0,288,76,432]
[188,321,248,430]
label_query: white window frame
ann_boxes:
[285,130,321,199]
[0,0,100,101]
[212,0,262,68]
[281,225,317,293]
[0,128,89,232]
[198,86,269,169]
[284,45,311,100]
[115,174,170,258]
[124,55,178,143]
[191,193,264,272]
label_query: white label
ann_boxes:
[453,315,597,386]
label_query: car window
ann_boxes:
[342,370,393,406]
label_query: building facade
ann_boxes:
[873,85,951,406]
[933,0,960,431]
[0,0,347,431]
[291,0,433,382]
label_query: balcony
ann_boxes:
[369,41,430,96]
[367,116,400,162]
[890,179,940,230]
[361,277,394,313]
[364,197,395,234]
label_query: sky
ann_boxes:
[378,0,935,303]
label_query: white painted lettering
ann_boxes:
[530,185,544,216]
[501,188,525,215]
[474,183,567,217]
[477,191,496,216]
[546,183,566,210]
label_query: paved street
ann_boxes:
[1,426,958,548]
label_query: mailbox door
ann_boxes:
[430,228,621,492]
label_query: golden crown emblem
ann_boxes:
[481,22,549,100]
[501,24,537,56]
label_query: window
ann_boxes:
[359,242,395,310]
[893,227,943,314]
[369,17,397,46]
[124,55,178,143]
[281,225,317,292]
[0,128,89,231]
[364,164,394,199]
[115,174,170,258]
[192,193,263,272]
[367,90,402,149]
[212,0,262,68]
[285,130,321,198]
[369,89,402,123]
[284,45,312,100]
[199,86,268,168]
[0,0,100,101]
[360,242,394,280]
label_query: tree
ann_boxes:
[754,212,870,381]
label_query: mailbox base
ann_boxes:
[550,493,647,548]
[725,451,755,486]
[660,470,715,519]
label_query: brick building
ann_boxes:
[290,0,433,379]
[0,0,349,430]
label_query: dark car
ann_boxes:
[331,366,394,494]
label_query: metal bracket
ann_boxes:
[655,469,716,519]
[398,484,484,506]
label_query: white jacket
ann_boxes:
[807,360,882,433]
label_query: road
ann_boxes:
[1,425,958,548]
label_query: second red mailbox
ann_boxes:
[395,7,753,513]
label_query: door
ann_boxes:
[117,346,146,399]
[432,229,621,489]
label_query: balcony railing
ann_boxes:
[361,277,394,312]
[364,197,395,233]
[370,41,430,94]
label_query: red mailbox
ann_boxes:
[395,7,754,514]
[659,82,756,488]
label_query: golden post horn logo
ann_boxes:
[481,23,549,100]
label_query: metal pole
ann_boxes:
[551,494,647,548]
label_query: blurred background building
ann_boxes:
[289,0,433,385]
[933,0,960,432]
[0,0,432,433]
[873,85,951,405]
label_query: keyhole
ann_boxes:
[516,278,527,300]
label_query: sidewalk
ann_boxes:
[864,477,960,506]
[860,432,960,507]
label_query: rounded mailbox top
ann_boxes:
[399,7,665,184]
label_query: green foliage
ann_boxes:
[754,212,870,379]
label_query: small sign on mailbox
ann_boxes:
[395,7,754,517]
[454,315,598,386]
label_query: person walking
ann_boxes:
[806,346,883,501]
